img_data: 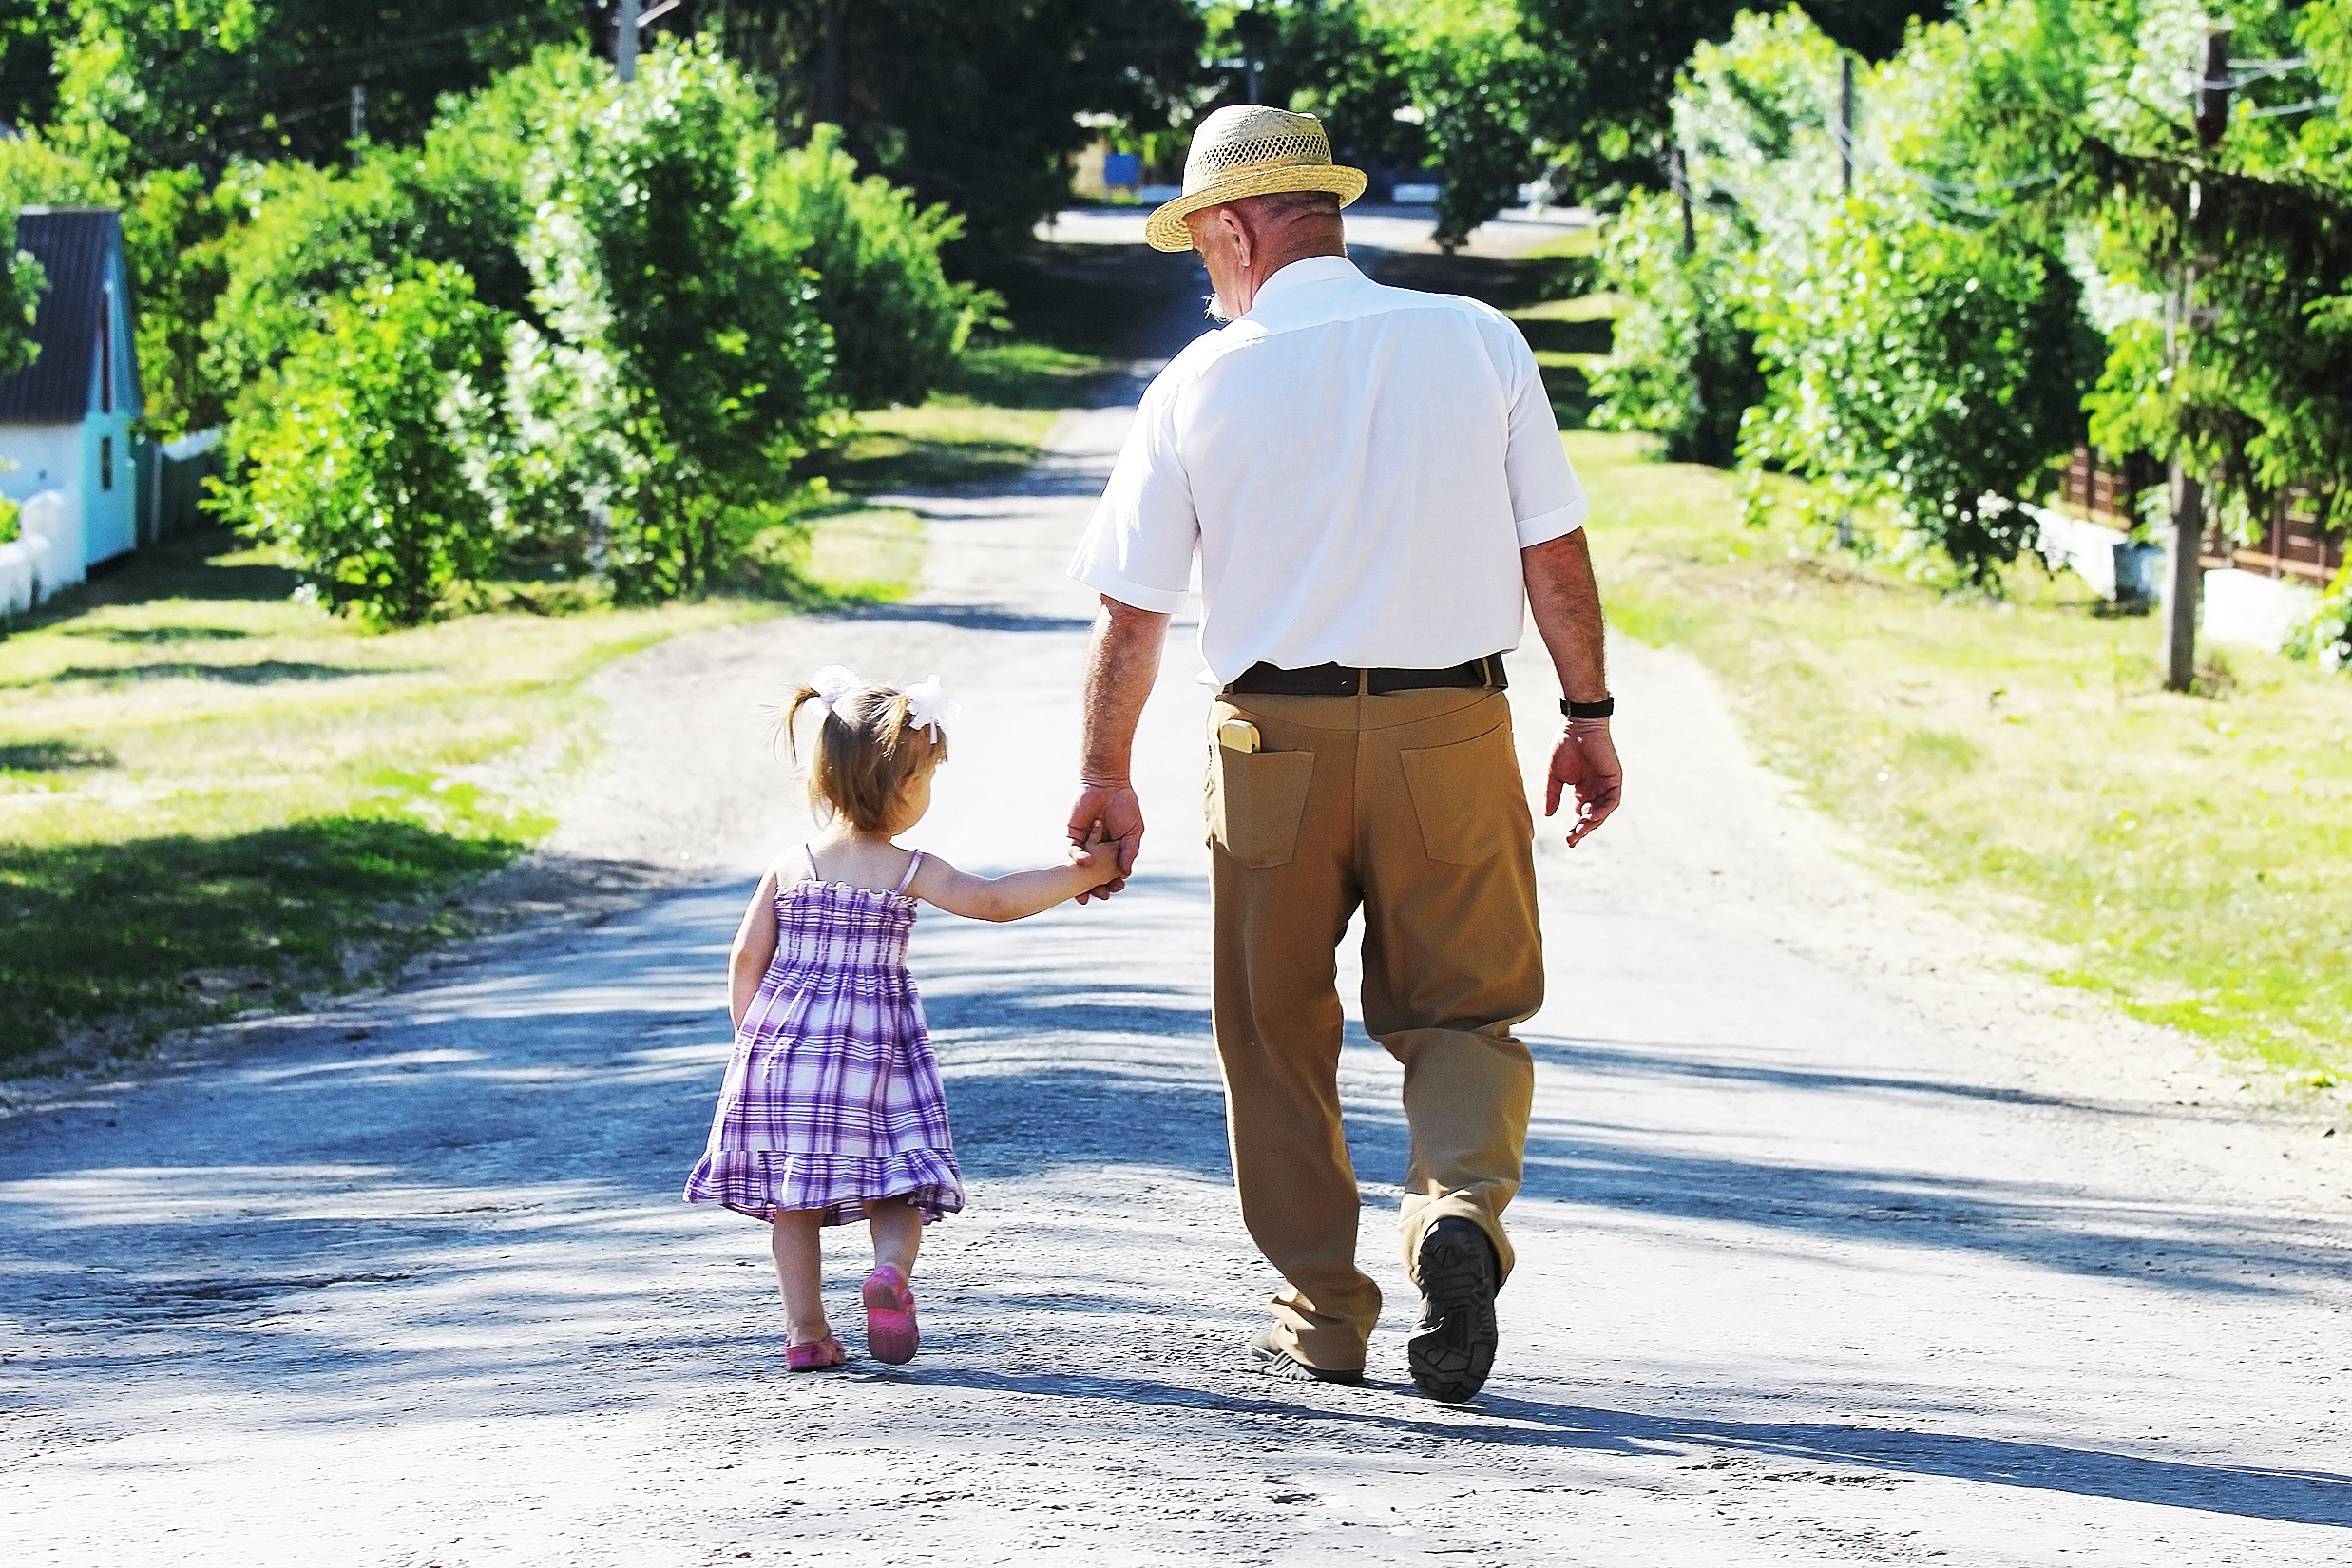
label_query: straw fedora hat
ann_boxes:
[1142,105,1368,253]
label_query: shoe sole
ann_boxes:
[1245,1331,1365,1386]
[862,1270,919,1366]
[1407,1222,1497,1403]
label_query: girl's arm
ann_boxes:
[908,832,1115,923]
[727,868,783,1029]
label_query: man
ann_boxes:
[1064,105,1622,1403]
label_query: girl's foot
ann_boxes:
[861,1266,920,1365]
[786,1334,848,1372]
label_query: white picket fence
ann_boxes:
[0,489,71,615]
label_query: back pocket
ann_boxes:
[1207,745,1316,870]
[1399,721,1522,866]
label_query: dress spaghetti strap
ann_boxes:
[801,844,823,884]
[893,850,925,897]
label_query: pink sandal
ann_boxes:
[861,1266,920,1365]
[786,1335,848,1372]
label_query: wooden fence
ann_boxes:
[2054,446,2344,585]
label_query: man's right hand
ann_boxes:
[1066,780,1145,902]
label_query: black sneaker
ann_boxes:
[1245,1327,1366,1386]
[1407,1218,1499,1403]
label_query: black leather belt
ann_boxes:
[1223,653,1508,698]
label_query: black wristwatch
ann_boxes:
[1561,696,1615,719]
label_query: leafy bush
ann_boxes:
[220,264,506,627]
[1587,189,1761,465]
[206,158,427,403]
[496,38,837,603]
[1739,198,2102,584]
[2286,563,2352,673]
[767,124,991,411]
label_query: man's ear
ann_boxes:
[1217,207,1252,271]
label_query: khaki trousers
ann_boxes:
[1205,685,1540,1373]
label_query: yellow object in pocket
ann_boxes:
[1217,718,1262,754]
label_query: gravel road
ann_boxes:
[4,215,2349,1566]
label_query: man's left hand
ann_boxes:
[1543,720,1623,847]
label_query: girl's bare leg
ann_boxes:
[771,1210,831,1343]
[866,1195,923,1278]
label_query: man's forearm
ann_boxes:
[1081,597,1172,783]
[1522,529,1608,704]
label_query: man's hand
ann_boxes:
[1543,719,1623,848]
[1066,781,1145,902]
[1070,594,1171,904]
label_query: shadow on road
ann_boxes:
[907,1364,2352,1531]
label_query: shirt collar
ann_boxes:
[1245,254,1363,317]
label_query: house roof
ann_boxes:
[0,208,135,423]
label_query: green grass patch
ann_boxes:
[1572,430,2352,1079]
[0,529,770,1066]
[813,339,1111,495]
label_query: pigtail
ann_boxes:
[769,685,827,767]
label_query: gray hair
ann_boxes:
[1231,189,1345,226]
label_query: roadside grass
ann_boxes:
[818,343,1097,493]
[1572,431,2352,1082]
[0,530,777,1066]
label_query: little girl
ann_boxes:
[685,666,1112,1371]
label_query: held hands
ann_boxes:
[1067,822,1116,883]
[1065,780,1144,903]
[1544,718,1624,848]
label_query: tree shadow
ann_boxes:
[0,819,529,1064]
[0,740,117,772]
[22,660,412,688]
[62,624,254,644]
[907,1365,2352,1531]
[838,602,1094,635]
[4,529,301,632]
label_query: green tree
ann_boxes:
[1739,196,2102,583]
[43,0,581,178]
[1587,191,1761,464]
[221,263,506,625]
[498,36,836,601]
[706,0,1205,258]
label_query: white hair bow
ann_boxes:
[904,674,960,740]
[809,665,860,712]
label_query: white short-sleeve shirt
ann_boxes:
[1068,254,1586,685]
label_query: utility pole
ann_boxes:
[1838,55,1854,194]
[817,0,846,124]
[349,83,367,143]
[2163,25,2230,692]
[615,0,640,84]
[1670,144,1694,255]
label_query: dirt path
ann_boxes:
[4,216,2348,1566]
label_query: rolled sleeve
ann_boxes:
[1068,376,1198,611]
[1500,327,1587,546]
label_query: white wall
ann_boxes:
[2202,568,2322,653]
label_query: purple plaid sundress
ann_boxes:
[683,846,965,1226]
